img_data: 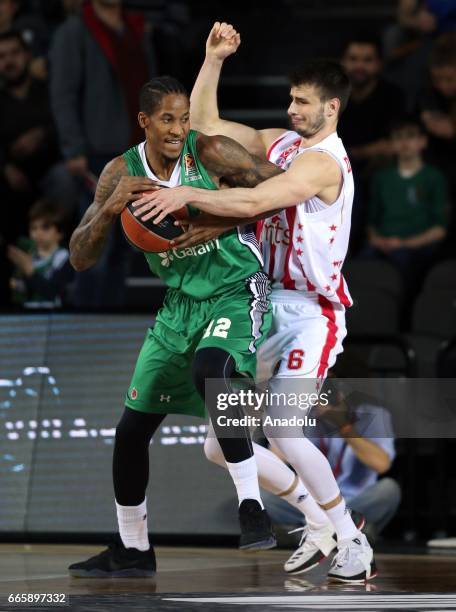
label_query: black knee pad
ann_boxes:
[192,347,235,398]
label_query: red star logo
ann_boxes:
[296,236,303,243]
[329,237,335,244]
[271,215,280,223]
[298,223,303,230]
[329,224,337,231]
[325,285,331,291]
[296,248,303,256]
[331,273,338,281]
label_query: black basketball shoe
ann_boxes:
[238,499,277,551]
[68,538,156,578]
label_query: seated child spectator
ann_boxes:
[7,198,74,308]
[366,118,448,295]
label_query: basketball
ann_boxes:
[120,190,189,253]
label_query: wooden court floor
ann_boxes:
[0,544,455,611]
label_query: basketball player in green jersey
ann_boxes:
[67,77,282,578]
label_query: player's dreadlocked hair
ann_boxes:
[139,76,188,115]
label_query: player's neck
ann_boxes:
[144,141,179,181]
[299,124,337,149]
[93,2,123,30]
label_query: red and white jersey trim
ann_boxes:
[259,130,353,307]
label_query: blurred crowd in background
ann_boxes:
[0,0,455,314]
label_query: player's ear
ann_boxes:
[326,98,340,118]
[138,112,149,129]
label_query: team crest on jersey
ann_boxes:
[184,153,202,182]
[275,139,301,168]
[130,387,138,400]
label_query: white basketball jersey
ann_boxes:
[258,130,353,306]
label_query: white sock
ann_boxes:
[116,498,150,551]
[204,430,328,524]
[280,477,330,528]
[267,436,341,504]
[324,498,359,542]
[226,456,264,508]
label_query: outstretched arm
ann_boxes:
[129,133,283,249]
[69,157,159,271]
[132,151,341,223]
[190,22,284,158]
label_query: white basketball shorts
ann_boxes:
[257,289,347,389]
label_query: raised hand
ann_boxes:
[206,21,241,61]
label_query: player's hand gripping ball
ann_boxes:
[121,188,189,253]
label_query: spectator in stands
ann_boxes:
[340,35,406,166]
[339,35,406,252]
[420,33,456,204]
[262,353,401,543]
[383,1,456,112]
[0,0,49,79]
[366,118,448,295]
[0,30,76,243]
[62,0,84,15]
[396,1,455,40]
[7,198,74,308]
[49,0,156,308]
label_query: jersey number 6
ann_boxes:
[287,349,305,370]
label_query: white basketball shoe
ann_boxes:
[284,510,366,575]
[284,522,337,574]
[327,533,377,583]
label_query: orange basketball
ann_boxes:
[120,191,189,253]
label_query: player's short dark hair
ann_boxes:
[342,34,382,59]
[0,29,29,51]
[430,33,456,68]
[289,59,351,115]
[29,199,66,232]
[139,76,188,115]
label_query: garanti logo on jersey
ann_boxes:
[184,153,203,182]
[158,239,221,267]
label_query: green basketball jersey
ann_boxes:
[123,130,264,300]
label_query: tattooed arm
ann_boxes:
[129,134,284,248]
[160,134,283,249]
[69,157,159,271]
[197,133,283,187]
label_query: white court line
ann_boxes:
[165,593,456,608]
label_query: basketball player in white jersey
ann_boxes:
[132,24,376,583]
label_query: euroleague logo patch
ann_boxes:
[184,153,202,182]
[130,387,138,400]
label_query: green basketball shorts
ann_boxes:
[125,272,271,417]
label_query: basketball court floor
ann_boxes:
[0,544,455,611]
